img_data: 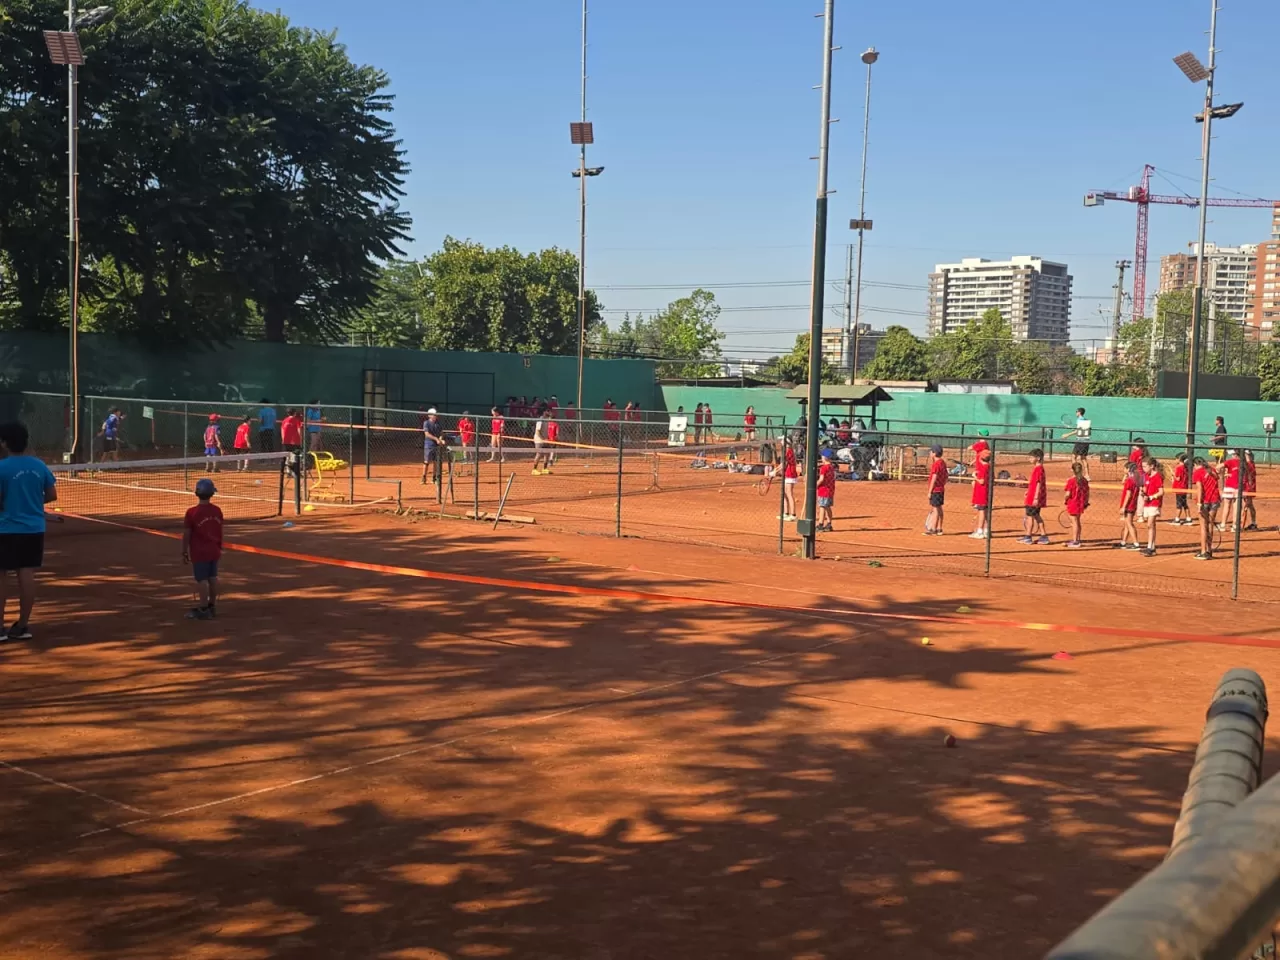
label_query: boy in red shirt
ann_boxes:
[815,448,836,532]
[280,408,303,452]
[925,443,947,536]
[1192,457,1221,559]
[203,414,223,473]
[545,414,560,466]
[1127,438,1147,467]
[1063,461,1090,548]
[969,439,991,540]
[182,478,223,620]
[1171,452,1192,525]
[457,411,476,462]
[1018,448,1048,545]
[233,415,252,471]
[1117,461,1142,549]
[487,406,504,463]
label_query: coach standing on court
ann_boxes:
[0,422,57,642]
[257,399,277,453]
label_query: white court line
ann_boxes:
[76,634,853,840]
[1,759,150,816]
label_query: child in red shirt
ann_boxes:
[1243,449,1258,531]
[925,443,947,536]
[1127,439,1147,466]
[182,478,223,620]
[1139,455,1163,556]
[1192,457,1221,559]
[781,439,799,521]
[743,406,757,442]
[458,412,476,462]
[1222,449,1242,531]
[233,415,252,471]
[1117,461,1141,550]
[816,448,836,532]
[1018,448,1048,544]
[969,440,991,540]
[487,407,504,463]
[1171,453,1192,525]
[546,415,560,466]
[1063,461,1090,548]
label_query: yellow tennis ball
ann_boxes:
[303,504,316,512]
[921,637,932,646]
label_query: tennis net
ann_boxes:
[49,451,289,527]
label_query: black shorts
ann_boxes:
[1072,442,1090,457]
[258,429,277,452]
[929,492,945,507]
[1200,502,1220,518]
[1176,494,1189,509]
[1123,509,1136,518]
[102,437,117,452]
[0,533,44,571]
[1025,506,1042,518]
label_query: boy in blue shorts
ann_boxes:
[203,414,223,472]
[182,478,223,620]
[0,421,57,641]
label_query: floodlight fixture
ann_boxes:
[1173,51,1209,83]
[569,122,594,145]
[860,47,878,65]
[43,30,84,65]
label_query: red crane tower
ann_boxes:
[1084,164,1276,317]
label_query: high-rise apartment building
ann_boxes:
[1251,204,1280,340]
[1158,242,1259,323]
[926,256,1071,342]
[821,324,885,375]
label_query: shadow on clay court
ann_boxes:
[0,513,1239,959]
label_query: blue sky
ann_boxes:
[275,0,1279,361]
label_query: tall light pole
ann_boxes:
[848,47,878,380]
[802,0,836,561]
[1173,1,1242,453]
[44,3,109,462]
[569,0,602,417]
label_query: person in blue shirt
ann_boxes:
[99,407,124,461]
[257,399,278,453]
[305,401,323,453]
[421,408,447,486]
[0,421,57,642]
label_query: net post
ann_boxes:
[984,438,995,576]
[277,454,285,516]
[615,420,624,538]
[86,395,95,464]
[293,451,302,515]
[348,410,355,504]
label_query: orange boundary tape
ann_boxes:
[57,513,1280,651]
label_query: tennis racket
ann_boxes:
[756,471,774,496]
[1057,509,1073,530]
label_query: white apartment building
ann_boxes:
[927,256,1072,343]
[1194,243,1257,322]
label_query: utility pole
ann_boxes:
[570,0,603,416]
[842,244,853,382]
[1111,259,1130,363]
[802,0,836,561]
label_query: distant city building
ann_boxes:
[1252,204,1280,341]
[926,256,1071,343]
[822,324,886,375]
[1158,242,1258,323]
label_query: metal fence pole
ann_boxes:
[615,421,624,538]
[1231,489,1244,600]
[984,438,995,576]
[183,401,190,488]
[364,409,371,481]
[348,410,355,503]
[778,446,787,555]
[473,429,480,520]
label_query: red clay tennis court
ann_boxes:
[6,496,1280,958]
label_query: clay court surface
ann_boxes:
[6,504,1280,959]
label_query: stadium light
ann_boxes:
[1173,51,1209,82]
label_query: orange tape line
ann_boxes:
[57,513,1280,651]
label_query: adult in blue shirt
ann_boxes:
[99,407,124,461]
[421,408,447,487]
[0,421,57,642]
[257,399,278,453]
[305,401,323,453]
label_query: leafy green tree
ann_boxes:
[1259,342,1280,402]
[596,289,725,377]
[761,333,839,385]
[928,308,1013,381]
[1,0,409,342]
[418,239,598,355]
[861,325,929,381]
[346,261,426,348]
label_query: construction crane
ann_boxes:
[1084,164,1276,317]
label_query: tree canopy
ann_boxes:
[596,289,725,378]
[759,333,840,385]
[859,325,930,381]
[349,240,600,355]
[0,0,409,342]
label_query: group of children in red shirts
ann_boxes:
[922,439,1258,560]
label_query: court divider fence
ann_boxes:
[16,391,1280,603]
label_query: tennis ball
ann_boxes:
[303,504,316,512]
[944,734,957,748]
[921,637,932,646]
[956,605,972,614]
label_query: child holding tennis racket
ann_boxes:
[1171,452,1192,525]
[1018,448,1048,545]
[924,444,947,536]
[969,439,991,540]
[1063,461,1090,548]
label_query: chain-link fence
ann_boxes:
[16,392,1280,603]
